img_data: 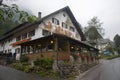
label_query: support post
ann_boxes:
[54,37,58,64]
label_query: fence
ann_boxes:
[0,53,14,65]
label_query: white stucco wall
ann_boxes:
[0,10,82,54]
[42,11,81,41]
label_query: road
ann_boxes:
[80,58,120,80]
[0,65,53,80]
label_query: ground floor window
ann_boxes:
[42,30,51,36]
[15,48,20,54]
[8,49,11,53]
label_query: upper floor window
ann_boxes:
[8,38,12,43]
[63,14,66,17]
[16,36,21,41]
[75,33,79,39]
[1,43,4,47]
[8,49,11,53]
[5,50,7,53]
[52,18,59,25]
[42,30,51,36]
[70,26,75,32]
[28,29,35,37]
[22,33,27,39]
[62,22,68,29]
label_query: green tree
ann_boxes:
[84,16,104,47]
[105,44,114,55]
[114,34,120,54]
[0,2,37,35]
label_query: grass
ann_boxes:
[100,53,120,60]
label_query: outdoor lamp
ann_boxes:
[76,48,79,50]
[50,40,54,44]
[38,44,41,46]
[71,46,74,49]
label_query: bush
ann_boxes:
[34,59,40,65]
[10,58,60,79]
[24,65,34,73]
[10,62,24,71]
[107,55,120,60]
[39,71,47,77]
[20,54,29,62]
[34,58,53,70]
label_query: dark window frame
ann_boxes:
[70,26,75,32]
[8,38,12,43]
[28,29,35,37]
[52,18,59,25]
[22,33,27,39]
[16,36,21,41]
[63,13,66,17]
[42,30,51,36]
[62,22,68,29]
[15,48,21,53]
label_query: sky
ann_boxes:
[3,0,120,41]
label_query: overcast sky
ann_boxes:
[3,0,120,41]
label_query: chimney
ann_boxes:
[38,12,41,19]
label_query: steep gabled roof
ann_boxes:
[0,6,86,41]
[37,6,86,41]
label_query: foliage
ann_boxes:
[0,3,37,36]
[34,58,53,70]
[107,55,120,60]
[20,54,29,62]
[10,62,24,71]
[0,3,37,23]
[10,58,60,79]
[100,52,120,60]
[84,16,104,47]
[85,27,102,40]
[24,65,34,73]
[105,44,114,55]
[114,34,120,54]
[10,62,34,73]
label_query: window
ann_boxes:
[47,44,54,51]
[22,46,27,53]
[42,30,51,36]
[62,22,68,29]
[22,33,27,39]
[28,29,35,37]
[8,38,12,43]
[70,26,75,32]
[8,49,11,53]
[5,50,7,53]
[63,14,66,17]
[75,33,79,38]
[16,36,21,41]
[52,18,59,25]
[1,43,4,47]
[15,48,20,53]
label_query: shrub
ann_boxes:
[39,71,47,77]
[34,59,40,65]
[20,54,29,62]
[34,58,53,70]
[24,65,34,73]
[10,62,24,71]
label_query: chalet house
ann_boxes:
[0,6,99,63]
